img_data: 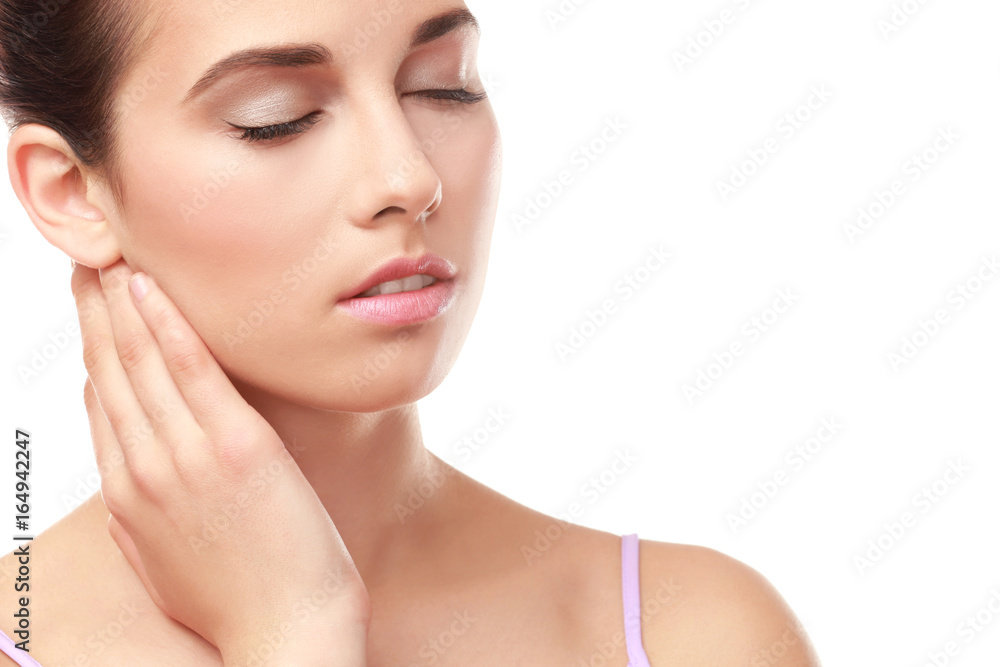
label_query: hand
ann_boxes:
[72,259,370,666]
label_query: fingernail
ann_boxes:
[129,273,149,302]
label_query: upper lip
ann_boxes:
[338,252,457,301]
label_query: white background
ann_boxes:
[3,0,1000,664]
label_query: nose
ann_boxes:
[348,93,443,228]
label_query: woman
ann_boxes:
[0,0,821,664]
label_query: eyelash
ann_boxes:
[228,88,488,143]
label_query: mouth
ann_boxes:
[352,273,441,298]
[336,253,458,326]
[338,253,457,302]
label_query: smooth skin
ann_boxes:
[1,0,822,664]
[76,260,371,665]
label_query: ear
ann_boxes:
[5,122,124,269]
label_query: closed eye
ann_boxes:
[227,88,487,144]
[414,88,488,104]
[227,110,324,143]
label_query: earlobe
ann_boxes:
[5,122,123,269]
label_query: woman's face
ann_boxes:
[107,0,501,411]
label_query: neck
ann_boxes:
[223,379,447,591]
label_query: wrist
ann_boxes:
[220,608,371,667]
[223,640,368,667]
[224,646,368,667]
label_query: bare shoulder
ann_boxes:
[0,494,214,666]
[0,495,119,664]
[637,539,822,666]
[0,517,81,658]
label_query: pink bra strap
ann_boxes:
[622,533,652,667]
[0,628,44,667]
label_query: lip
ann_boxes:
[335,252,458,326]
[337,253,457,302]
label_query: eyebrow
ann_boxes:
[181,7,480,104]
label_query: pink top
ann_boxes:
[0,533,651,665]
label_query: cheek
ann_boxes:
[122,141,282,265]
[425,104,502,196]
[118,141,346,363]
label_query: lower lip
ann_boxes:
[336,280,456,325]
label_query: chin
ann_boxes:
[322,299,478,413]
[333,342,461,413]
[302,364,453,414]
[222,327,462,415]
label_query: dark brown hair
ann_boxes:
[0,0,161,208]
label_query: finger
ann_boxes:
[83,375,125,481]
[72,262,154,459]
[99,260,201,447]
[125,269,260,437]
[107,513,168,612]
